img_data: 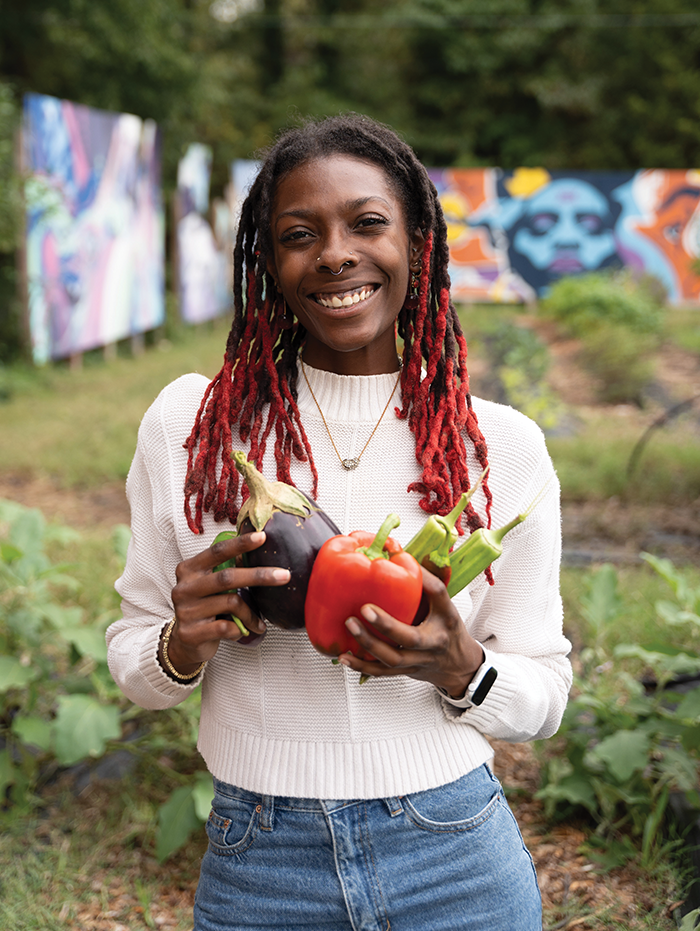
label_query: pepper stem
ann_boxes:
[359,513,401,561]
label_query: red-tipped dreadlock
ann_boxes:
[183,113,492,544]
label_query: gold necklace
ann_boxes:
[301,359,402,471]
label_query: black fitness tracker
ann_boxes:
[436,661,498,709]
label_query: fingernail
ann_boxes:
[250,532,265,544]
[273,568,290,581]
[361,606,377,623]
[339,656,351,667]
[345,617,361,635]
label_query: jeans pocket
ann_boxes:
[401,765,501,833]
[205,799,260,856]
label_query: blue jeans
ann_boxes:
[194,764,542,931]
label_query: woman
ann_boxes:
[108,114,571,931]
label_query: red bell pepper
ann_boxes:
[304,513,423,660]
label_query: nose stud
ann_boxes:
[316,254,354,275]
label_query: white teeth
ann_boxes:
[316,287,374,309]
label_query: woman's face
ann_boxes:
[268,154,424,375]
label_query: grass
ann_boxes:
[0,318,230,486]
[0,765,205,931]
[665,306,700,355]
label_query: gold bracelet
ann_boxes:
[160,617,206,681]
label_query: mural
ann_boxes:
[429,167,700,304]
[176,143,232,324]
[23,93,165,363]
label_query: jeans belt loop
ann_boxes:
[260,794,274,831]
[384,796,404,817]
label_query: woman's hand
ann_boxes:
[163,532,290,676]
[337,567,484,698]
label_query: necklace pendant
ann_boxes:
[341,457,360,471]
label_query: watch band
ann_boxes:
[437,662,498,709]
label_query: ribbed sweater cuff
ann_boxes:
[440,646,518,727]
[138,621,204,702]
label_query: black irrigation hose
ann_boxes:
[626,393,700,482]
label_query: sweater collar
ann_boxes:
[296,359,403,423]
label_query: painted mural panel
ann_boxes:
[176,143,231,324]
[429,168,700,304]
[23,93,165,363]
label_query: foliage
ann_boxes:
[0,498,211,861]
[480,320,566,431]
[539,271,665,340]
[536,558,700,869]
[578,323,658,405]
[538,270,665,404]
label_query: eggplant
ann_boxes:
[232,452,341,629]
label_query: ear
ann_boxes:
[409,228,426,269]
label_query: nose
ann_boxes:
[316,234,357,276]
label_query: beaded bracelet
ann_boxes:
[160,617,206,682]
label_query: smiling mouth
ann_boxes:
[313,285,377,309]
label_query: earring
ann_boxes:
[404,264,422,311]
[275,293,294,329]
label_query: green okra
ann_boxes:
[404,467,488,564]
[446,479,551,597]
[212,530,250,637]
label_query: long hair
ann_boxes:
[183,114,492,540]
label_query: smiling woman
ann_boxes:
[267,155,424,374]
[107,114,572,931]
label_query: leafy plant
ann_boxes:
[536,558,700,869]
[479,320,566,430]
[539,270,665,340]
[0,499,122,807]
[0,499,211,861]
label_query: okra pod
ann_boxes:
[421,522,453,586]
[446,478,552,597]
[404,468,488,564]
[212,530,250,637]
[446,514,524,597]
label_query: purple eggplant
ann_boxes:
[232,452,341,630]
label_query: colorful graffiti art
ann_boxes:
[23,93,165,363]
[429,167,700,304]
[176,143,231,324]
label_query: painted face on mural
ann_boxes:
[512,179,619,277]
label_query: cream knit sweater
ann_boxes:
[108,363,572,799]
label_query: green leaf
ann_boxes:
[0,747,14,797]
[679,906,700,930]
[112,524,131,566]
[581,563,621,632]
[156,785,202,863]
[53,695,121,765]
[0,541,22,563]
[12,715,53,752]
[192,771,214,822]
[590,729,650,782]
[61,627,108,663]
[535,773,598,814]
[676,688,700,722]
[40,603,85,630]
[0,655,38,692]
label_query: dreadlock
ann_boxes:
[184,113,492,542]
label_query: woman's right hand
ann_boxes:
[163,532,290,676]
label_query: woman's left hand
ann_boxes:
[337,567,485,698]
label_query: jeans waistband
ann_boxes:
[212,777,406,818]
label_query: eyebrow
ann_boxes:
[275,196,394,223]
